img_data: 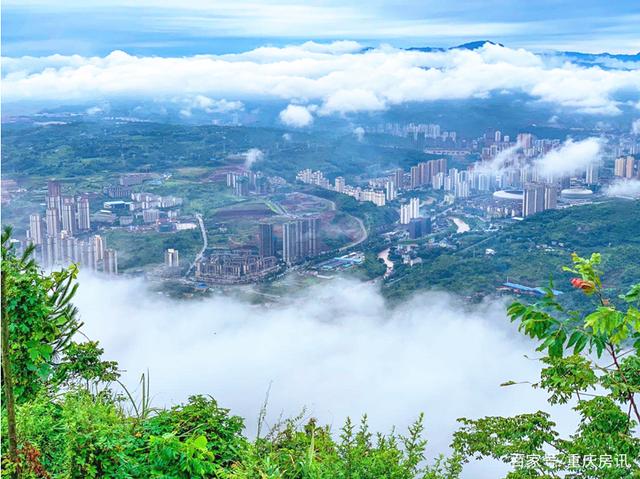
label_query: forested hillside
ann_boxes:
[2,228,639,478]
[386,200,640,305]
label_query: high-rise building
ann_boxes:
[29,213,44,245]
[523,183,546,217]
[400,204,410,225]
[295,219,306,260]
[45,208,60,237]
[92,235,105,261]
[454,180,470,198]
[626,157,636,178]
[282,217,320,264]
[399,198,420,225]
[104,249,118,275]
[432,172,445,190]
[517,133,533,149]
[305,217,319,257]
[77,195,91,231]
[408,217,432,239]
[47,180,62,218]
[585,164,599,185]
[165,248,180,267]
[53,234,62,264]
[393,169,404,189]
[258,223,275,258]
[477,173,491,192]
[47,180,61,198]
[384,180,397,201]
[334,176,346,193]
[410,197,420,218]
[233,177,249,196]
[544,185,558,210]
[419,162,432,185]
[61,196,77,235]
[44,235,56,267]
[66,236,80,263]
[80,241,98,271]
[282,221,299,265]
[410,165,421,189]
[615,156,636,178]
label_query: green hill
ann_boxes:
[385,199,640,304]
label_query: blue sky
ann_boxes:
[2,0,640,56]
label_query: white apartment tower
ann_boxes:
[29,214,44,245]
[165,248,180,267]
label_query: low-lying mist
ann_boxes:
[74,273,574,478]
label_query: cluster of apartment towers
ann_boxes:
[26,181,118,274]
[296,158,450,209]
[194,217,320,283]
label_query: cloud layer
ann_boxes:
[476,137,602,177]
[534,137,602,176]
[605,179,640,198]
[73,273,575,478]
[3,42,639,116]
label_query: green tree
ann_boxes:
[1,227,82,404]
[453,253,640,478]
[1,227,115,476]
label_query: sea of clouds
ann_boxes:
[3,41,640,124]
[73,273,576,478]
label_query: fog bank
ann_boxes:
[74,273,574,477]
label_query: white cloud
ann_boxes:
[2,42,639,116]
[534,137,602,177]
[605,179,640,198]
[72,273,576,478]
[243,148,264,169]
[85,106,104,115]
[320,88,387,115]
[476,141,523,173]
[178,94,243,117]
[632,119,640,135]
[279,104,314,127]
[353,126,365,141]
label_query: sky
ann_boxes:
[2,0,640,56]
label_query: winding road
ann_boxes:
[338,215,368,251]
[186,213,207,277]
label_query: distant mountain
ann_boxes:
[402,41,639,70]
[556,50,640,70]
[450,40,504,50]
[406,41,503,53]
[560,50,640,61]
[405,46,444,53]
